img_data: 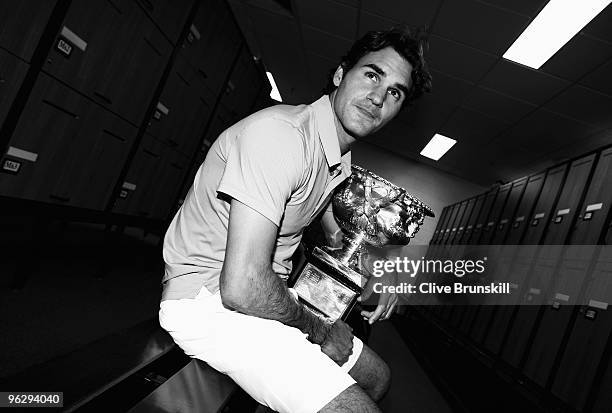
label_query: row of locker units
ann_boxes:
[0,0,247,153]
[0,0,271,220]
[0,62,270,220]
[410,146,612,412]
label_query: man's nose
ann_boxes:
[367,87,385,107]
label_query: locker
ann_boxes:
[465,188,497,245]
[0,0,56,62]
[0,49,29,129]
[459,193,485,245]
[500,163,569,368]
[150,149,190,219]
[548,148,612,409]
[439,202,462,244]
[433,205,453,244]
[445,200,468,245]
[0,73,137,209]
[112,134,168,217]
[181,0,242,99]
[222,49,264,120]
[478,182,511,245]
[43,0,172,125]
[483,172,548,354]
[453,197,476,245]
[522,154,597,387]
[457,189,499,334]
[505,173,546,245]
[490,178,527,245]
[430,206,449,244]
[134,0,194,44]
[146,55,215,156]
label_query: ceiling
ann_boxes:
[227,0,612,186]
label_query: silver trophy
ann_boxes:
[292,165,435,321]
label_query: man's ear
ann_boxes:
[333,65,344,87]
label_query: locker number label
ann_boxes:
[2,158,21,174]
[56,37,73,57]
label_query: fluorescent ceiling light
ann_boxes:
[420,134,456,161]
[266,71,282,102]
[503,0,612,69]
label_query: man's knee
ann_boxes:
[349,345,391,402]
[319,384,381,413]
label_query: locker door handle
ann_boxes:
[170,162,184,170]
[166,138,179,147]
[50,194,71,203]
[143,149,160,158]
[94,91,113,105]
[140,0,154,11]
[102,129,127,142]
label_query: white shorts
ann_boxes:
[159,287,363,413]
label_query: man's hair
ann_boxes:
[324,26,432,107]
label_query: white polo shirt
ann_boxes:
[162,95,351,300]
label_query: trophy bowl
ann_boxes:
[292,164,435,321]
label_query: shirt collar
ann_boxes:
[311,95,347,171]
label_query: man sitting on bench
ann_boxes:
[159,26,432,413]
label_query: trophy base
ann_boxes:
[291,247,363,321]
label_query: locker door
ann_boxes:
[522,154,597,387]
[112,134,166,217]
[431,206,450,244]
[446,200,468,245]
[478,182,512,245]
[470,183,514,342]
[465,189,497,245]
[458,189,499,334]
[440,203,462,244]
[150,149,190,219]
[1,73,137,209]
[472,178,527,347]
[505,173,546,245]
[146,55,214,156]
[43,0,172,125]
[135,0,194,44]
[548,149,612,410]
[484,172,546,354]
[0,0,56,62]
[107,9,172,125]
[453,197,476,245]
[0,49,29,129]
[183,0,242,99]
[500,163,569,368]
[490,178,527,245]
[459,194,485,245]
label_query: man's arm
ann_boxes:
[220,198,348,348]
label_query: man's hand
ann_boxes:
[320,319,354,365]
[360,291,398,324]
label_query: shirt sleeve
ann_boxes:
[217,117,305,226]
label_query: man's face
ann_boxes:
[332,46,413,139]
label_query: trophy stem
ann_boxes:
[339,231,366,265]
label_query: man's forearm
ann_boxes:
[225,267,331,344]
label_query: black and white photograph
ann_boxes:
[1,0,612,412]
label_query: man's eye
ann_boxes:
[388,89,401,100]
[366,72,378,82]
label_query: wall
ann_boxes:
[351,141,486,244]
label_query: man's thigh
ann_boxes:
[160,292,364,413]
